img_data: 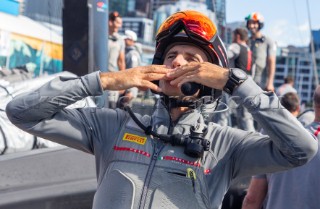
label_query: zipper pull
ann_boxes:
[187,168,196,193]
[153,143,163,160]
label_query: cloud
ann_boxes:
[297,21,309,32]
[266,19,310,47]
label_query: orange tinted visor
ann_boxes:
[156,10,217,42]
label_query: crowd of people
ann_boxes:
[4,9,320,209]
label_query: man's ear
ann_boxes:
[236,34,241,42]
[294,105,301,117]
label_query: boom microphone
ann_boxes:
[181,82,200,96]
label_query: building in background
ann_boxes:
[109,0,227,42]
[22,0,63,26]
[110,0,150,17]
[213,0,226,42]
[153,1,217,36]
[149,0,180,19]
[275,45,320,104]
[312,29,320,52]
[148,0,227,42]
[119,17,155,56]
[206,0,215,11]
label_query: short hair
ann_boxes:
[284,76,294,84]
[109,11,120,21]
[233,28,248,42]
[281,92,300,113]
[313,86,320,107]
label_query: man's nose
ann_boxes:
[172,54,187,68]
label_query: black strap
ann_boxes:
[0,124,7,155]
[0,109,7,155]
[32,135,38,149]
[166,96,215,109]
[124,106,171,142]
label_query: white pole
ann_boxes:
[306,0,319,86]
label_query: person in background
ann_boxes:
[228,28,252,72]
[246,12,276,92]
[108,11,125,72]
[124,30,141,69]
[242,90,320,209]
[118,30,141,108]
[276,76,297,96]
[107,11,126,108]
[214,28,255,132]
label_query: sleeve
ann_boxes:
[131,53,141,68]
[120,37,125,53]
[227,43,241,60]
[6,72,127,154]
[266,37,277,57]
[224,77,318,178]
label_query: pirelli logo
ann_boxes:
[123,133,147,145]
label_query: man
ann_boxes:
[6,11,317,209]
[107,11,126,108]
[108,11,125,72]
[124,29,141,69]
[242,91,320,209]
[228,28,252,72]
[215,28,255,132]
[276,76,297,96]
[246,12,276,91]
[118,30,141,108]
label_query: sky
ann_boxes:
[226,0,320,47]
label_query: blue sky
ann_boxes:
[226,0,320,47]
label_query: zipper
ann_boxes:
[138,102,172,208]
[138,141,164,209]
[187,168,196,193]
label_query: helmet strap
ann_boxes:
[163,95,217,109]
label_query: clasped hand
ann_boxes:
[166,62,229,90]
[99,62,229,92]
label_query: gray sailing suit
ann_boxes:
[6,71,317,209]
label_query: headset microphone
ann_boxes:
[181,82,200,96]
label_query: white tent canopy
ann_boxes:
[0,12,62,44]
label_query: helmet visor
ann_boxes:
[156,11,217,44]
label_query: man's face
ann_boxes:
[232,33,237,43]
[160,44,209,96]
[109,17,122,33]
[247,20,259,34]
[125,38,134,47]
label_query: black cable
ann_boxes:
[124,106,171,142]
[297,108,314,119]
[32,135,38,149]
[0,108,8,154]
[0,84,13,98]
[0,124,8,155]
[124,106,155,136]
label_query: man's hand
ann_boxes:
[265,82,274,92]
[99,65,170,93]
[166,62,229,90]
